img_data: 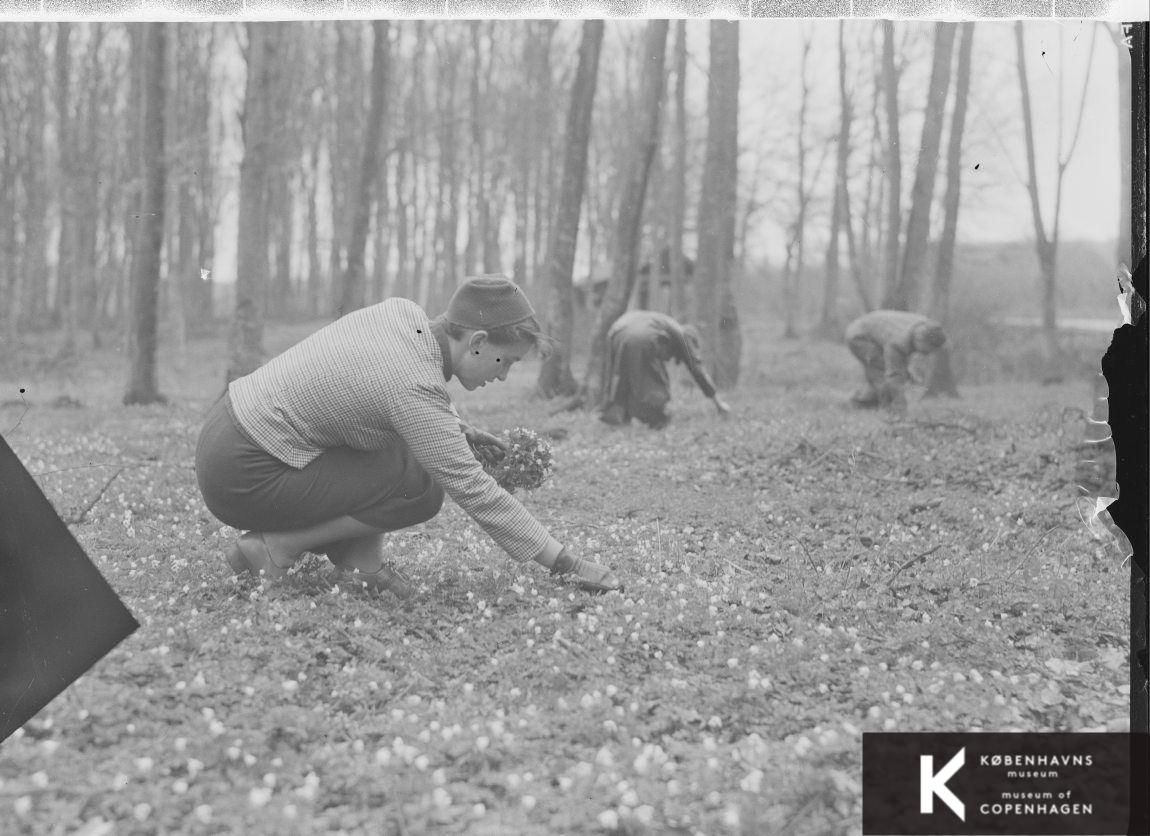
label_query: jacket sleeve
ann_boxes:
[385,382,550,563]
[667,326,718,399]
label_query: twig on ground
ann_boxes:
[1001,525,1066,583]
[785,531,820,574]
[553,634,594,662]
[854,449,894,465]
[63,467,123,526]
[885,544,944,587]
[913,420,979,435]
[806,447,840,469]
[3,395,30,435]
[773,437,819,468]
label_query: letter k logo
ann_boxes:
[920,747,965,820]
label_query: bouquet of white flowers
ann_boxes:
[470,427,554,493]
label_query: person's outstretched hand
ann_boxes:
[551,548,622,594]
[463,424,508,462]
[713,396,732,419]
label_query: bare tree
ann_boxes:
[818,21,852,339]
[881,20,902,300]
[227,23,283,384]
[1107,23,1133,267]
[780,27,818,339]
[536,20,604,399]
[123,23,167,406]
[928,22,975,324]
[338,20,391,317]
[885,22,957,311]
[694,20,741,388]
[465,21,491,278]
[432,30,462,299]
[3,26,50,343]
[326,22,367,291]
[54,23,82,356]
[668,20,689,320]
[582,19,669,404]
[1014,21,1098,369]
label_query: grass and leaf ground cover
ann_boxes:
[0,323,1130,835]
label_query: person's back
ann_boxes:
[845,310,942,351]
[608,310,676,342]
[845,310,948,409]
[602,310,729,426]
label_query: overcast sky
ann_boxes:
[735,18,1125,253]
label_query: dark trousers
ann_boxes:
[194,395,444,534]
[602,338,672,428]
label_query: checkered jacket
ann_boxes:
[228,298,549,562]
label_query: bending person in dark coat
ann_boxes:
[600,310,731,429]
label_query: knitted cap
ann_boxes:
[444,275,537,330]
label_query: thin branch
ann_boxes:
[886,544,943,587]
[1059,23,1098,169]
[63,467,123,526]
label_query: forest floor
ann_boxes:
[0,319,1132,835]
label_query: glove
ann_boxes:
[551,547,623,595]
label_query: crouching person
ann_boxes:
[845,309,950,410]
[195,276,621,596]
[599,310,731,429]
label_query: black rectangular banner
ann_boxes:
[0,432,139,742]
[863,733,1150,835]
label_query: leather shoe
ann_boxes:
[231,532,293,582]
[336,564,415,599]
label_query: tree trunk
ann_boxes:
[881,20,902,303]
[928,22,974,325]
[338,19,390,317]
[55,23,80,354]
[78,24,106,350]
[1109,24,1133,267]
[536,19,604,399]
[482,159,505,275]
[327,22,364,290]
[582,19,669,404]
[123,22,167,406]
[782,29,814,340]
[1015,21,1095,371]
[668,20,689,320]
[227,22,281,384]
[190,24,216,330]
[465,21,486,277]
[270,174,295,318]
[819,21,851,339]
[433,34,459,297]
[694,20,741,388]
[21,24,49,334]
[886,22,957,311]
[306,145,322,316]
[394,138,411,299]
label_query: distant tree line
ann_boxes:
[0,19,1131,404]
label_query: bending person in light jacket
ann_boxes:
[195,276,621,597]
